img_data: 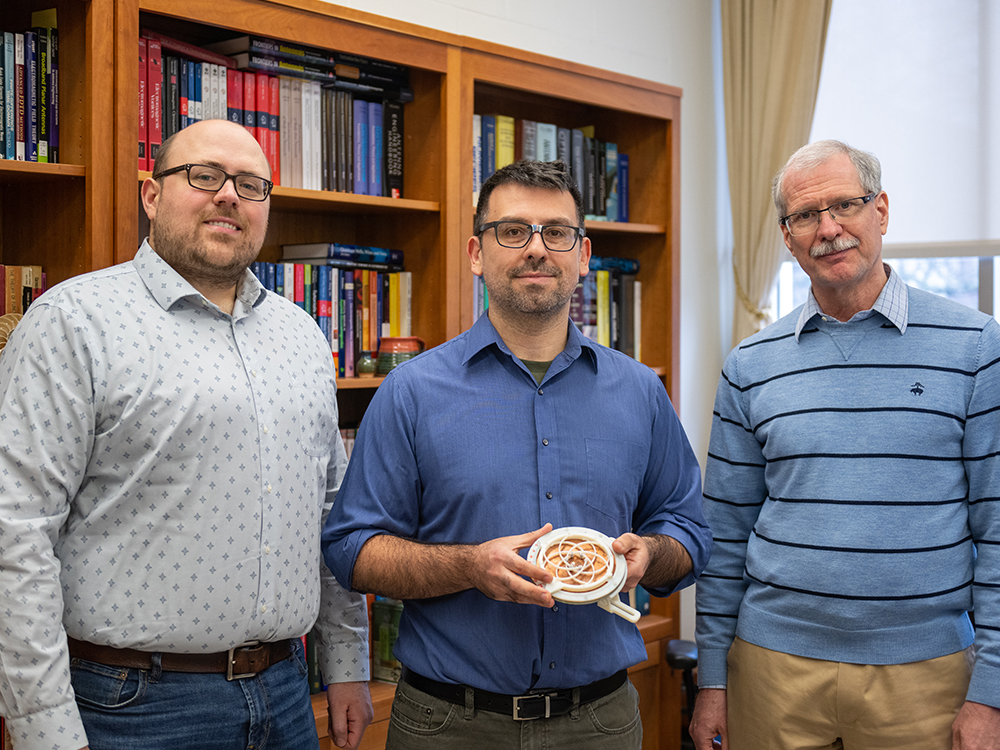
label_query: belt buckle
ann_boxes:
[226,640,261,681]
[513,693,551,721]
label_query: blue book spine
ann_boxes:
[186,58,196,122]
[480,114,496,182]
[343,271,355,376]
[337,269,346,378]
[367,100,383,196]
[3,33,13,159]
[617,154,629,223]
[23,31,37,161]
[316,264,331,343]
[332,243,403,266]
[193,63,202,121]
[352,99,368,195]
[275,263,284,297]
[47,27,57,162]
[179,58,189,130]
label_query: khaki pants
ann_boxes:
[727,637,973,750]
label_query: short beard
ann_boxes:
[490,259,574,319]
[151,213,264,291]
[810,236,859,258]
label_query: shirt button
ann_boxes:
[265,545,271,554]
[261,605,267,614]
[266,484,273,493]
[538,388,543,395]
[542,439,549,446]
[251,369,257,377]
[546,492,553,499]
[263,425,269,434]
[552,605,559,612]
[549,662,556,670]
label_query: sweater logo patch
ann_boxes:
[910,382,925,396]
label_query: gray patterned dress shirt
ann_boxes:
[0,241,368,750]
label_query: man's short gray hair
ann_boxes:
[772,140,882,219]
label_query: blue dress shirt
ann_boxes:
[323,313,711,693]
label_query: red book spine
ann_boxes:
[269,76,281,186]
[242,71,256,140]
[147,40,162,169]
[225,69,243,125]
[138,38,148,171]
[255,72,270,168]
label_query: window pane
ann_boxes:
[885,257,979,310]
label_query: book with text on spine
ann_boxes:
[281,242,403,267]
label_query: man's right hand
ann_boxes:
[469,524,555,607]
[690,687,728,750]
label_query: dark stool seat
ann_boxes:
[666,639,698,749]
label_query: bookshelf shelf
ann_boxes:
[585,220,666,236]
[0,162,87,181]
[136,173,438,214]
[269,189,440,215]
[337,376,385,390]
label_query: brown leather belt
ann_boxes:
[67,637,293,681]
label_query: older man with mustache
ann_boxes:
[691,140,1000,750]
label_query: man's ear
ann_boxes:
[468,235,484,277]
[140,177,161,222]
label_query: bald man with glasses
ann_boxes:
[0,119,372,750]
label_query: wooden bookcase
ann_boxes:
[3,1,685,748]
[0,0,115,285]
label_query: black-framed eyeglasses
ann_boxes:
[479,221,585,252]
[779,193,877,236]
[155,163,273,202]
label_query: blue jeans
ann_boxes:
[386,677,642,750]
[70,639,320,750]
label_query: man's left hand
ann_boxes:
[953,701,1000,749]
[327,680,374,749]
[613,533,652,591]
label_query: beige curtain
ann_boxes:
[723,0,832,347]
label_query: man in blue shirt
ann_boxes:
[323,159,712,749]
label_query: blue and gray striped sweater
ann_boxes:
[696,282,1000,708]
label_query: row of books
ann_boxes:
[0,10,59,162]
[255,246,412,378]
[1,264,46,315]
[472,115,629,222]
[138,30,405,196]
[571,257,643,361]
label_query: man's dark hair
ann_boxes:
[474,160,584,235]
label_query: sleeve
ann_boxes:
[0,303,97,750]
[632,378,713,596]
[321,372,419,591]
[964,318,1000,708]
[313,359,371,684]
[695,348,768,688]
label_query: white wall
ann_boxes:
[324,0,724,639]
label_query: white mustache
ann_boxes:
[810,237,859,258]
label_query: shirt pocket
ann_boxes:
[292,381,337,458]
[585,438,646,526]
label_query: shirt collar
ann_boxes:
[794,263,908,340]
[134,238,265,316]
[461,311,600,371]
